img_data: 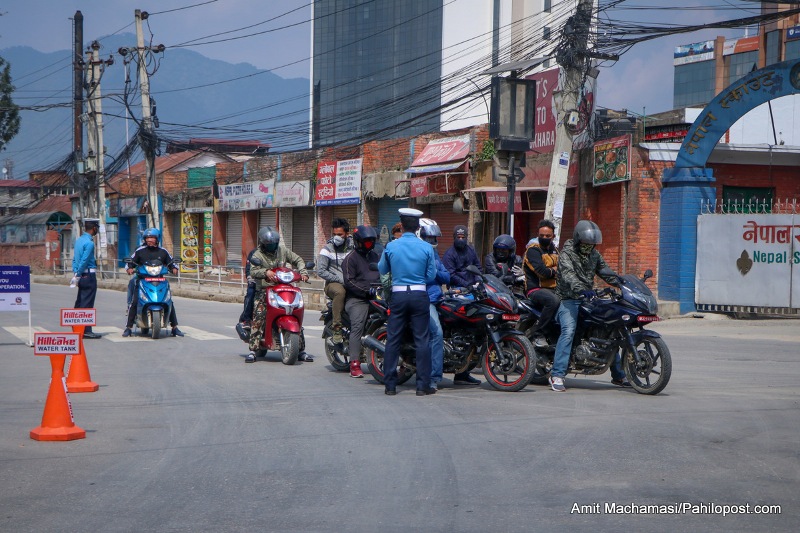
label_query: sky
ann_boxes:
[0,0,770,124]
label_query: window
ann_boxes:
[543,27,550,41]
[766,30,780,66]
[786,40,800,61]
[726,50,758,86]
[544,0,552,13]
[722,186,774,213]
[673,60,716,108]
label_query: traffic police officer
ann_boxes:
[377,208,437,396]
[72,218,101,339]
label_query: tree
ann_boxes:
[0,56,20,151]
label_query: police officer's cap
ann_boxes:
[398,208,423,218]
[83,218,100,229]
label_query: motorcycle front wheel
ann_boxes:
[624,335,672,395]
[366,326,414,385]
[150,309,162,339]
[323,324,350,371]
[482,333,536,392]
[281,331,301,365]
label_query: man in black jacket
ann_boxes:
[342,225,381,378]
[522,220,560,346]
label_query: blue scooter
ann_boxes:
[128,258,175,339]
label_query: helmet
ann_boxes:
[416,218,442,247]
[573,220,602,245]
[492,234,516,261]
[352,225,378,254]
[258,226,280,253]
[143,227,161,246]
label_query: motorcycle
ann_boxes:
[128,258,175,339]
[321,284,388,371]
[240,258,314,365]
[362,265,537,392]
[519,268,672,395]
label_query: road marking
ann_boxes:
[304,325,324,331]
[3,326,47,344]
[97,326,235,342]
[173,325,232,341]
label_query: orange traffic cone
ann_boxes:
[66,325,99,393]
[30,353,86,441]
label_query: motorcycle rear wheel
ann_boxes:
[624,335,672,395]
[323,324,350,371]
[281,331,301,365]
[482,333,536,392]
[150,310,162,339]
[366,327,414,385]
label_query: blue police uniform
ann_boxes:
[378,227,437,394]
[72,224,98,334]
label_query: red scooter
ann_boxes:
[244,259,313,365]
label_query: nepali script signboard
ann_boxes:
[218,180,275,211]
[695,214,800,309]
[0,265,30,311]
[315,159,362,206]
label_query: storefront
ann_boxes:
[110,196,153,264]
[274,180,313,260]
[217,179,275,268]
[314,158,362,249]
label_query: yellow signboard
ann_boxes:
[180,213,200,273]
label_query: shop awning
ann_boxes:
[462,187,549,213]
[405,159,467,174]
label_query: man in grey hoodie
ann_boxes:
[317,218,354,344]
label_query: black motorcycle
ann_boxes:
[362,265,536,392]
[520,269,672,395]
[321,285,388,371]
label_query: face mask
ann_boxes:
[332,235,344,247]
[454,240,467,251]
[579,243,594,255]
[538,238,552,248]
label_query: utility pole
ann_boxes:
[86,40,114,263]
[73,10,85,239]
[135,9,160,230]
[543,0,594,245]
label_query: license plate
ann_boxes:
[502,314,520,321]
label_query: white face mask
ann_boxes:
[332,235,345,247]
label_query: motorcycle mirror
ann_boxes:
[643,269,653,281]
[250,256,263,267]
[466,264,482,276]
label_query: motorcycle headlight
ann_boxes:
[276,271,295,283]
[269,290,304,313]
[145,265,161,276]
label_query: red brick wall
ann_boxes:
[709,163,800,199]
[0,243,53,274]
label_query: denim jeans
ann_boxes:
[553,298,625,380]
[429,303,444,386]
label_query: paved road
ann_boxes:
[1,284,797,532]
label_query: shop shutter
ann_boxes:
[376,198,408,236]
[279,208,293,251]
[292,207,315,264]
[258,208,278,229]
[226,213,243,268]
[427,203,468,257]
[332,205,358,232]
[172,213,182,258]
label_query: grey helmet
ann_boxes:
[573,220,602,245]
[258,226,280,253]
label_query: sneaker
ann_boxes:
[350,360,364,378]
[453,374,481,386]
[532,334,548,348]
[245,351,256,363]
[331,326,343,345]
[122,328,132,338]
[549,375,566,392]
[611,378,632,388]
[171,327,184,337]
[298,352,314,362]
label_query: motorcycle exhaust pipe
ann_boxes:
[361,335,385,355]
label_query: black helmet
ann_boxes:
[573,220,602,245]
[258,226,280,253]
[352,225,378,254]
[492,234,516,261]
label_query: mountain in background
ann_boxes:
[0,33,310,180]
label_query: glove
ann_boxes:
[511,265,524,277]
[69,276,79,288]
[369,286,380,299]
[580,290,595,299]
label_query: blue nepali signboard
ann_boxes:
[0,266,31,311]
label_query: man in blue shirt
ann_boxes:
[378,208,437,396]
[72,218,101,339]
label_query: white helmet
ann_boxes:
[416,218,442,247]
